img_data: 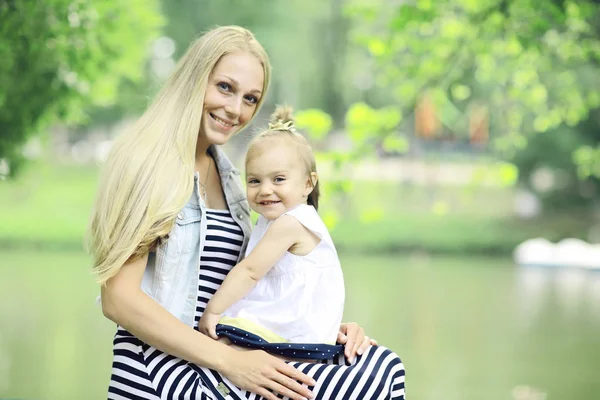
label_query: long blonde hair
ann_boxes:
[88,26,271,284]
[246,106,320,210]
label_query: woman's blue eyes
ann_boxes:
[217,82,259,104]
[217,82,231,91]
[244,95,258,104]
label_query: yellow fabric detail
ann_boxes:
[219,316,289,343]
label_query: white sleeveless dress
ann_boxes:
[222,204,345,344]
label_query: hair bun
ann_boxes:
[270,105,294,125]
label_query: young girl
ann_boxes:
[199,106,346,360]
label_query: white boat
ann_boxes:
[513,238,600,270]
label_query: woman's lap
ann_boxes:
[109,329,405,400]
[253,345,405,400]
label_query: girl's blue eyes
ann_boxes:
[247,177,286,184]
[217,82,259,104]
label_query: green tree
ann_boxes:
[345,0,599,141]
[0,0,163,177]
[328,0,600,208]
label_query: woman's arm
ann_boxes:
[199,215,302,336]
[101,253,230,370]
[101,252,315,400]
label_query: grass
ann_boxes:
[0,162,98,248]
[0,161,591,254]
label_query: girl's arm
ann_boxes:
[199,215,303,336]
[101,250,315,400]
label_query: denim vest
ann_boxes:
[140,145,252,327]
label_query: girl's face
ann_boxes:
[199,51,264,146]
[245,139,316,220]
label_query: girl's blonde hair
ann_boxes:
[245,106,320,210]
[88,26,271,285]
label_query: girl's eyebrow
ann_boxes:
[214,74,262,95]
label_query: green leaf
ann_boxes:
[417,0,433,12]
[587,91,600,108]
[441,18,464,39]
[496,162,519,187]
[572,145,600,178]
[390,4,437,31]
[345,102,376,143]
[525,84,550,111]
[533,116,550,133]
[451,84,471,101]
[368,39,387,56]
[295,109,333,141]
[382,135,409,153]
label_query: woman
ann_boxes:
[88,26,405,400]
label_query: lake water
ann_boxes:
[1,250,599,399]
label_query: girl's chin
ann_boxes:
[260,210,285,220]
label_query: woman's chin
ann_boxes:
[201,130,234,146]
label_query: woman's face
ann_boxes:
[199,51,264,146]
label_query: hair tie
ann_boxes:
[268,119,296,133]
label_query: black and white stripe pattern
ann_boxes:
[193,210,244,325]
[108,209,405,400]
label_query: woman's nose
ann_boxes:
[224,96,242,119]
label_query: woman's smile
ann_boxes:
[209,112,237,133]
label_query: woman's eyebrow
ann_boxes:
[214,74,262,94]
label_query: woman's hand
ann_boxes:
[337,322,378,362]
[222,349,316,400]
[198,311,220,340]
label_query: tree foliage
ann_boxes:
[0,0,162,176]
[160,0,354,121]
[314,0,600,210]
[345,0,600,145]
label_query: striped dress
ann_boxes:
[108,210,405,400]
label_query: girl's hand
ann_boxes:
[222,349,316,400]
[198,312,220,340]
[337,322,378,363]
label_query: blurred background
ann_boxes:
[1,0,600,399]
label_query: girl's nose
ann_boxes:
[259,184,273,195]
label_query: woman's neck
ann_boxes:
[195,138,211,165]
